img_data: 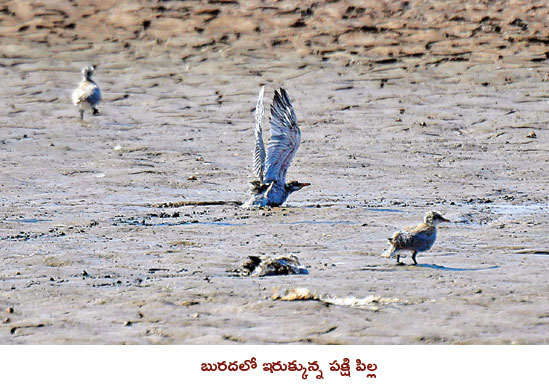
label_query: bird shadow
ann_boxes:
[415,263,500,272]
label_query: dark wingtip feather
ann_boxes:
[271,87,292,113]
[281,88,292,106]
[271,88,282,115]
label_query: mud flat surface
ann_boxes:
[1,1,548,344]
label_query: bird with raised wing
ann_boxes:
[72,65,101,120]
[381,211,450,265]
[243,87,310,208]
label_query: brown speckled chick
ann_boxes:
[72,65,101,120]
[381,211,450,265]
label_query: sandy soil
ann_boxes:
[1,0,548,344]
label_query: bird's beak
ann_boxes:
[442,217,450,223]
[301,183,311,187]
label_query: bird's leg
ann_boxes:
[263,181,275,198]
[79,109,84,120]
[92,108,100,116]
[396,255,404,265]
[411,251,418,265]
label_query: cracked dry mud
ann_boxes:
[1,0,548,344]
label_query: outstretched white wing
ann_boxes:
[253,86,266,183]
[264,88,300,184]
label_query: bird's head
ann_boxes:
[82,65,96,80]
[424,211,450,225]
[285,181,311,192]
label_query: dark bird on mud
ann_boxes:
[242,87,310,207]
[239,255,308,277]
[381,211,450,265]
[72,65,101,120]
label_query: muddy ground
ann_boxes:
[1,0,548,344]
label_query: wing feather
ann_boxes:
[253,86,266,182]
[264,88,300,184]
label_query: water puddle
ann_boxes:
[117,219,359,227]
[286,220,357,225]
[121,220,247,227]
[366,208,405,213]
[118,213,373,227]
[291,201,405,213]
[361,264,500,272]
[105,122,134,129]
[487,203,548,216]
[193,222,246,227]
[454,202,548,226]
[417,264,500,272]
[6,218,51,224]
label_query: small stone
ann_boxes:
[2,318,10,324]
[187,175,197,181]
[6,307,14,314]
[526,131,536,138]
[192,313,200,319]
[124,321,132,326]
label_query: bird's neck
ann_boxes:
[423,221,436,229]
[283,186,297,199]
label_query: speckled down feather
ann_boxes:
[72,65,101,119]
[381,211,449,264]
[389,223,437,253]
